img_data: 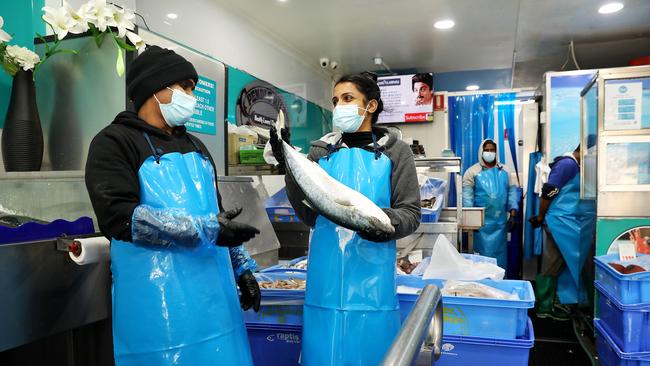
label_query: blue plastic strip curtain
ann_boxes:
[524,151,543,259]
[448,94,495,206]
[497,92,523,278]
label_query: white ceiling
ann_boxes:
[215,0,650,87]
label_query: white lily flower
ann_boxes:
[42,6,74,40]
[6,45,41,71]
[126,30,145,49]
[65,1,90,34]
[0,16,13,43]
[112,7,135,38]
[86,0,117,32]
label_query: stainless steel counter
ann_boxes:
[0,238,110,352]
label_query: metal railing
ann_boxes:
[381,284,443,366]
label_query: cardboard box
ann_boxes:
[228,133,256,164]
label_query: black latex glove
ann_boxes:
[216,207,260,247]
[528,216,544,229]
[238,270,261,312]
[269,126,290,168]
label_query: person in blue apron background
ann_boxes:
[85,46,261,366]
[462,139,519,269]
[530,146,596,318]
[271,72,421,365]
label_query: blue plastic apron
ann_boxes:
[301,141,400,366]
[545,172,596,304]
[110,133,253,365]
[473,166,510,269]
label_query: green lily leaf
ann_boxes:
[113,36,137,52]
[116,47,124,77]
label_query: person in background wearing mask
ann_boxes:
[463,139,519,270]
[85,46,260,366]
[412,72,434,106]
[530,146,596,318]
[270,72,421,365]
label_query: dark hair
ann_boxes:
[412,73,433,91]
[335,72,384,124]
[574,144,581,153]
[483,139,497,150]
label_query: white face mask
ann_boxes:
[154,87,197,127]
[332,104,369,133]
[482,151,496,163]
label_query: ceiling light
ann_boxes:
[598,2,624,14]
[166,13,178,19]
[277,0,289,2]
[466,85,480,91]
[434,19,455,30]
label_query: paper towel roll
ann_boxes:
[69,237,110,265]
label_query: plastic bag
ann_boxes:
[441,280,519,300]
[420,177,447,200]
[410,257,430,276]
[422,235,505,280]
[228,123,258,141]
[263,137,302,165]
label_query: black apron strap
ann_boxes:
[371,133,382,160]
[325,138,343,161]
[142,132,161,163]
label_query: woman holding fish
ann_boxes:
[270,72,421,365]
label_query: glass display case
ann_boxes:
[580,66,650,217]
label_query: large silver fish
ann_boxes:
[276,111,395,237]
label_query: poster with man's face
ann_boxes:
[377,73,434,124]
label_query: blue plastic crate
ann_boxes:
[420,178,446,223]
[242,272,306,326]
[595,319,650,366]
[246,322,301,366]
[261,256,308,273]
[396,276,535,339]
[436,318,534,366]
[596,281,650,353]
[265,188,300,223]
[595,254,650,304]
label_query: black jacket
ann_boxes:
[85,111,223,242]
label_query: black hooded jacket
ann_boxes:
[85,111,223,242]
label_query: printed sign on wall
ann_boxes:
[186,76,217,135]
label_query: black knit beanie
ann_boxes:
[126,45,198,111]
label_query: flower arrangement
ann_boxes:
[0,16,42,76]
[40,0,145,76]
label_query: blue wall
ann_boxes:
[0,1,45,128]
[434,68,512,92]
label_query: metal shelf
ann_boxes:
[395,157,465,256]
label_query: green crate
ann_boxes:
[239,149,266,165]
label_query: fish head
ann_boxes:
[367,216,395,236]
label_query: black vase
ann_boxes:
[1,69,44,171]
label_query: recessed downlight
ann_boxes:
[434,19,455,30]
[598,2,624,14]
[466,85,480,91]
[166,13,178,19]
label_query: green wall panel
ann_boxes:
[0,0,45,128]
[226,67,331,153]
